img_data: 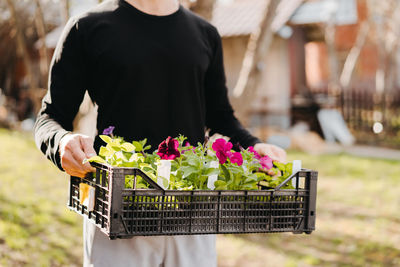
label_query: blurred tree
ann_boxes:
[5,0,36,93]
[34,0,50,88]
[231,0,280,124]
[339,21,370,91]
[365,0,400,124]
[367,0,400,93]
[190,0,215,21]
[60,0,70,25]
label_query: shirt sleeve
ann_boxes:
[204,26,261,149]
[34,17,87,171]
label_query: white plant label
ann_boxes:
[207,161,219,190]
[292,160,302,188]
[157,160,171,189]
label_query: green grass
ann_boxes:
[217,152,400,267]
[0,129,399,266]
[0,129,82,267]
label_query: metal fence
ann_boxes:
[341,86,400,148]
[310,84,400,148]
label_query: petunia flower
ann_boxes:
[212,138,233,164]
[259,155,273,170]
[102,126,115,136]
[182,141,195,154]
[228,151,243,166]
[248,146,261,160]
[157,136,181,160]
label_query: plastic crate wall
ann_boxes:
[69,163,317,239]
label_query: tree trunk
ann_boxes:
[6,0,38,114]
[190,0,216,21]
[34,0,50,88]
[324,13,341,99]
[6,0,36,91]
[60,0,70,25]
[340,21,369,90]
[231,0,280,124]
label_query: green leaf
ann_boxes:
[121,142,135,152]
[214,180,227,190]
[111,145,122,152]
[132,141,143,151]
[99,146,113,157]
[220,164,230,181]
[274,162,286,171]
[85,155,106,164]
[139,138,147,147]
[181,166,198,178]
[187,156,200,168]
[161,177,169,188]
[139,163,151,169]
[100,135,112,144]
[143,145,151,151]
[285,162,293,174]
[203,168,219,176]
[233,173,242,187]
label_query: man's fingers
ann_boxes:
[59,133,96,175]
[80,136,96,158]
[61,154,87,178]
[254,143,287,163]
[64,150,93,173]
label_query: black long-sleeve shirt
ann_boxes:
[34,0,261,171]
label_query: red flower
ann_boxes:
[259,155,273,170]
[228,152,243,166]
[157,137,181,160]
[212,138,233,164]
[248,146,261,160]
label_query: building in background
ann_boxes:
[212,0,400,147]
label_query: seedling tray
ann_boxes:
[68,162,318,239]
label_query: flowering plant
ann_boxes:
[85,127,295,190]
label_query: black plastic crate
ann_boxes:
[68,162,318,239]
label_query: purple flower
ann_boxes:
[259,155,273,170]
[212,138,233,164]
[248,146,261,160]
[157,137,181,160]
[102,126,115,136]
[228,152,243,166]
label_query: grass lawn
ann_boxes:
[0,129,399,266]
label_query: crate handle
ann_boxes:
[274,170,301,191]
[135,169,165,191]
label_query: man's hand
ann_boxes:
[59,133,96,178]
[253,143,287,163]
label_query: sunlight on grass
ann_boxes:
[0,129,83,267]
[218,151,400,267]
[0,129,399,266]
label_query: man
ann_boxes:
[34,0,286,266]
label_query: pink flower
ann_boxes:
[259,155,273,170]
[228,152,243,166]
[157,137,181,160]
[212,138,233,164]
[182,141,195,154]
[248,146,261,160]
